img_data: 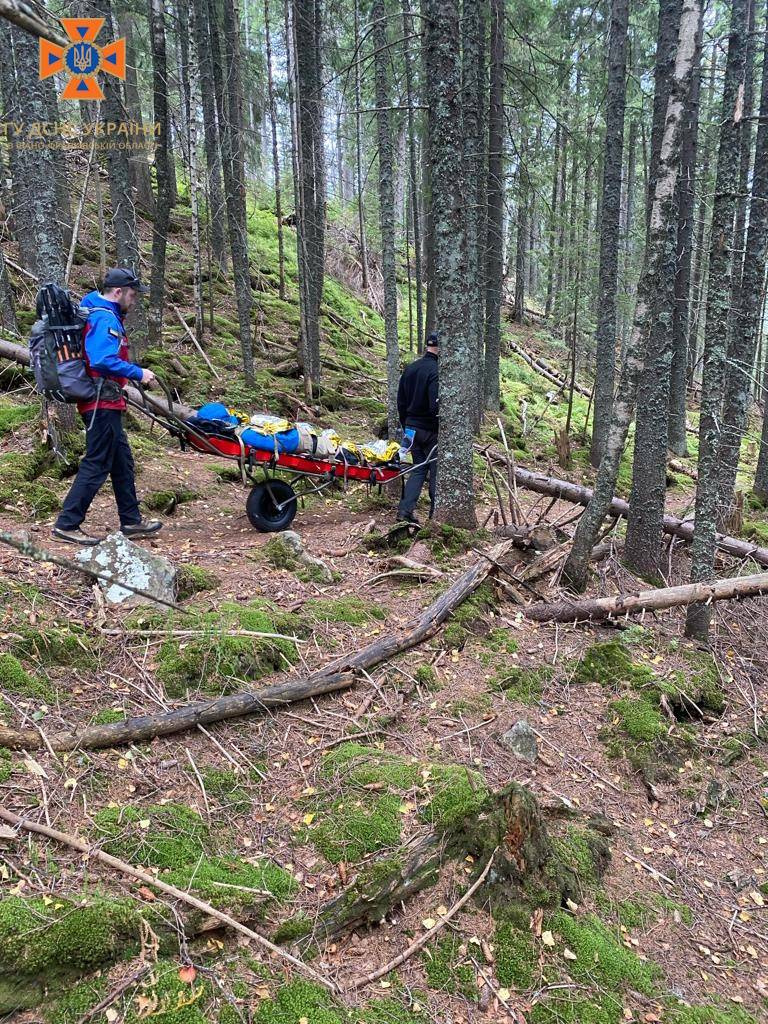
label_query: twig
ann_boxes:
[0,806,337,992]
[485,454,510,528]
[76,963,152,1024]
[528,727,624,794]
[342,847,498,991]
[172,303,222,379]
[185,748,211,821]
[622,850,676,886]
[496,417,525,526]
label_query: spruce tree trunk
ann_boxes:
[421,0,437,340]
[148,0,171,348]
[591,0,629,466]
[667,8,704,456]
[293,0,325,397]
[624,0,695,580]
[719,3,768,515]
[353,0,370,292]
[730,0,758,313]
[119,13,155,215]
[514,158,527,326]
[462,0,484,425]
[483,0,505,412]
[187,0,206,346]
[686,0,749,641]
[0,20,34,270]
[646,0,684,231]
[264,0,286,301]
[561,0,703,593]
[372,0,400,437]
[212,0,255,382]
[401,0,423,350]
[544,117,562,319]
[427,0,476,527]
[192,0,228,273]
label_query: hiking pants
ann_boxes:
[397,428,438,519]
[55,410,141,529]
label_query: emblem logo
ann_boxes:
[39,18,126,100]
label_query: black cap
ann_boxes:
[426,331,440,347]
[103,267,146,292]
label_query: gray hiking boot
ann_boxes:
[52,526,103,546]
[121,520,163,538]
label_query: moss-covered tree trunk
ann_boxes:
[462,0,484,425]
[148,0,171,348]
[590,0,629,466]
[483,0,505,412]
[372,0,401,438]
[686,0,749,641]
[426,0,476,526]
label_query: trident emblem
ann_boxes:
[39,18,126,101]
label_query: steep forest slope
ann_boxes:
[1,180,767,1024]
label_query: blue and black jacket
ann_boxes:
[77,290,143,413]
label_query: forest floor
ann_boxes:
[0,190,767,1024]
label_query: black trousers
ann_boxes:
[55,410,141,530]
[397,427,438,519]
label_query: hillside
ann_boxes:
[1,191,767,1024]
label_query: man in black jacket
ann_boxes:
[396,332,439,523]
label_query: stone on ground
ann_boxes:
[76,532,177,606]
[499,719,539,763]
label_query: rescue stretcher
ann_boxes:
[127,382,433,533]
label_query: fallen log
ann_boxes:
[506,338,591,398]
[489,458,768,569]
[525,570,768,623]
[0,540,514,751]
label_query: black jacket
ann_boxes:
[397,352,439,431]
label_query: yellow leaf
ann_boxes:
[422,918,436,930]
[379,981,391,989]
[302,813,315,826]
[563,948,578,961]
[497,988,511,1001]
[106,1010,119,1023]
[138,819,151,830]
[302,787,317,796]
[118,757,129,769]
[542,931,556,947]
[749,891,765,907]
[436,905,448,917]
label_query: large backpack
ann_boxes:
[29,282,98,404]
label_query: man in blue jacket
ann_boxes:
[396,332,439,524]
[52,268,163,545]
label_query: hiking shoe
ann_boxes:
[396,513,420,526]
[52,526,103,546]
[121,520,163,538]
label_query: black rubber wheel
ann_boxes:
[246,480,298,532]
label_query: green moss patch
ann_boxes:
[310,793,403,864]
[0,653,54,703]
[46,977,107,1024]
[0,399,35,436]
[143,486,198,513]
[491,663,551,704]
[477,627,519,664]
[443,581,497,649]
[423,934,477,998]
[530,996,622,1024]
[494,906,536,988]
[8,624,95,669]
[573,639,655,688]
[139,599,303,697]
[254,980,342,1024]
[546,911,658,995]
[305,596,385,625]
[0,449,61,518]
[663,1003,759,1024]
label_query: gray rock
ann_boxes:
[269,530,335,584]
[499,719,538,763]
[76,531,177,606]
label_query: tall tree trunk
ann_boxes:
[401,0,423,351]
[591,0,630,466]
[462,0,484,426]
[293,0,325,397]
[212,0,255,382]
[561,0,703,592]
[687,53,718,378]
[119,12,155,215]
[353,0,370,292]
[0,20,34,270]
[483,0,505,412]
[514,158,527,325]
[619,104,638,356]
[544,117,562,319]
[421,0,437,340]
[264,0,286,301]
[730,0,758,313]
[192,0,228,273]
[372,0,400,437]
[187,0,206,346]
[686,0,749,641]
[624,0,696,580]
[148,0,171,348]
[718,1,768,516]
[426,0,476,527]
[646,0,684,231]
[667,6,705,456]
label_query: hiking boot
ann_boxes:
[51,526,103,546]
[396,512,420,526]
[121,519,163,539]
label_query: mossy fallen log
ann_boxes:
[0,540,514,751]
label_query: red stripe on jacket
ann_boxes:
[77,320,130,414]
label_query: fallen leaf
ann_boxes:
[302,813,315,826]
[749,891,764,907]
[23,756,48,779]
[422,918,436,930]
[138,819,151,830]
[541,931,556,947]
[105,1010,119,1023]
[563,948,578,961]
[178,964,197,983]
[137,886,156,901]
[497,988,511,1001]
[436,905,449,917]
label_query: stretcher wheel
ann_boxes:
[246,480,297,532]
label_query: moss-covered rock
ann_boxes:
[573,639,655,688]
[175,563,221,599]
[0,449,61,517]
[143,486,198,513]
[490,663,552,703]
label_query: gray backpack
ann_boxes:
[29,283,98,404]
